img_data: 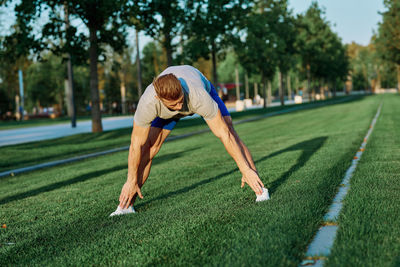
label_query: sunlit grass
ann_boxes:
[0,95,385,266]
[327,94,400,267]
[1,95,363,173]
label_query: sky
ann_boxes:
[289,0,385,45]
[0,0,386,51]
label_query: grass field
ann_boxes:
[0,94,398,266]
[327,94,400,267]
[0,95,360,173]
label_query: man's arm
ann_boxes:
[205,110,264,194]
[119,122,150,208]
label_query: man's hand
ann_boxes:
[241,169,264,195]
[119,181,143,209]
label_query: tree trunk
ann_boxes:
[262,76,267,108]
[320,79,325,100]
[267,80,272,106]
[235,66,240,101]
[254,83,258,97]
[164,31,173,67]
[120,79,126,114]
[211,40,218,86]
[89,26,103,132]
[279,71,285,106]
[397,64,400,93]
[333,80,337,97]
[64,2,76,127]
[245,73,249,99]
[307,64,311,101]
[153,48,159,75]
[66,58,76,127]
[136,30,143,98]
[287,74,292,101]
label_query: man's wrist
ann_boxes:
[126,176,137,184]
[241,166,253,175]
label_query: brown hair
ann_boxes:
[153,74,182,100]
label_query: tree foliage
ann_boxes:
[181,0,249,85]
[295,2,348,95]
[2,0,135,131]
[140,0,184,66]
[376,0,400,91]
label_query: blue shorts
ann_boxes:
[151,82,230,130]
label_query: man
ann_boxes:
[111,65,269,216]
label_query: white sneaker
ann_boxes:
[109,205,136,217]
[256,187,270,202]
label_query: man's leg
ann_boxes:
[129,118,178,206]
[138,126,171,186]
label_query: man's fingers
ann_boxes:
[253,183,262,195]
[125,196,133,209]
[241,180,245,188]
[137,188,143,199]
[123,195,129,207]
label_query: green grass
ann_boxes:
[326,94,400,267]
[1,95,364,173]
[0,95,385,266]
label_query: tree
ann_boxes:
[272,0,296,106]
[376,0,400,92]
[346,42,374,91]
[141,0,184,66]
[296,2,329,99]
[107,46,135,114]
[233,0,286,108]
[3,0,132,132]
[141,41,167,86]
[182,0,249,86]
[295,2,348,99]
[25,54,65,111]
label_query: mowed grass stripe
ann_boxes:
[301,103,382,266]
[0,96,356,178]
[0,95,381,266]
[0,95,363,173]
[326,94,400,267]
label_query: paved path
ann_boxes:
[0,116,137,147]
[0,100,300,147]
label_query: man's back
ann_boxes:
[134,65,218,127]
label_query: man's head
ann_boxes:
[153,74,184,111]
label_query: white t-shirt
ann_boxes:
[134,65,218,127]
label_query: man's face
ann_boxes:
[160,94,184,111]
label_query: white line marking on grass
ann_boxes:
[300,103,382,267]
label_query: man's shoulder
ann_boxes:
[139,84,157,104]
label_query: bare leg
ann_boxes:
[130,126,171,206]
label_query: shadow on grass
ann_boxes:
[136,136,327,209]
[0,95,365,172]
[0,147,200,206]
